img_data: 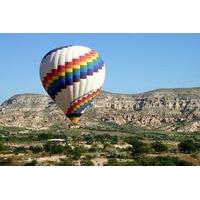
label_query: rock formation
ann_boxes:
[0,88,200,133]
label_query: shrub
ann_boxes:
[43,143,52,153]
[0,135,6,142]
[83,135,94,144]
[43,143,65,154]
[155,156,192,166]
[152,141,168,152]
[130,138,150,156]
[110,136,118,144]
[135,156,192,166]
[43,143,72,155]
[24,159,38,166]
[122,160,138,166]
[92,134,119,144]
[178,139,199,153]
[29,146,43,154]
[94,135,108,144]
[64,144,73,155]
[37,133,52,140]
[85,154,93,160]
[0,157,14,165]
[13,146,27,154]
[106,158,119,166]
[106,158,137,166]
[50,145,64,154]
[125,136,144,144]
[0,143,5,151]
[80,159,94,166]
[70,146,86,160]
[191,153,198,159]
[58,158,74,166]
[153,156,179,166]
[89,147,97,153]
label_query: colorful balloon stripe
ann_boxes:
[42,50,98,89]
[40,45,105,125]
[66,89,100,114]
[47,59,104,99]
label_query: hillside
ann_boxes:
[0,88,200,133]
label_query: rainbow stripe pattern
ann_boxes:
[66,89,100,114]
[40,45,105,122]
[42,50,104,100]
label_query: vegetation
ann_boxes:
[129,138,150,156]
[178,139,199,153]
[106,158,137,166]
[106,156,192,166]
[152,141,168,152]
[80,158,94,166]
[0,143,5,151]
[13,146,27,154]
[58,158,74,166]
[140,156,192,166]
[29,145,43,154]
[70,146,86,160]
[83,134,118,144]
[25,159,38,166]
[0,125,199,166]
[43,143,66,154]
[0,157,15,165]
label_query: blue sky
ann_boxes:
[0,33,200,103]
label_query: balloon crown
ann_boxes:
[42,44,73,60]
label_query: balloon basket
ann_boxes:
[68,124,80,129]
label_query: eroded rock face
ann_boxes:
[0,88,200,133]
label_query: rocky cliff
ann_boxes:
[0,88,200,133]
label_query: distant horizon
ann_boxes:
[1,86,200,103]
[0,33,200,103]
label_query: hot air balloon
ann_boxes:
[40,45,105,126]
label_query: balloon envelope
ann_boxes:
[40,45,105,124]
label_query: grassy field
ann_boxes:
[0,125,200,166]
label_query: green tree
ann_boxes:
[58,158,74,166]
[43,143,65,154]
[135,156,192,166]
[64,144,73,155]
[80,158,94,166]
[0,143,5,151]
[152,141,168,152]
[89,146,97,153]
[13,146,27,154]
[106,158,137,166]
[83,135,94,144]
[70,146,86,160]
[107,158,119,166]
[130,138,150,156]
[109,136,118,144]
[94,135,107,144]
[29,146,43,154]
[37,133,51,140]
[178,139,199,153]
